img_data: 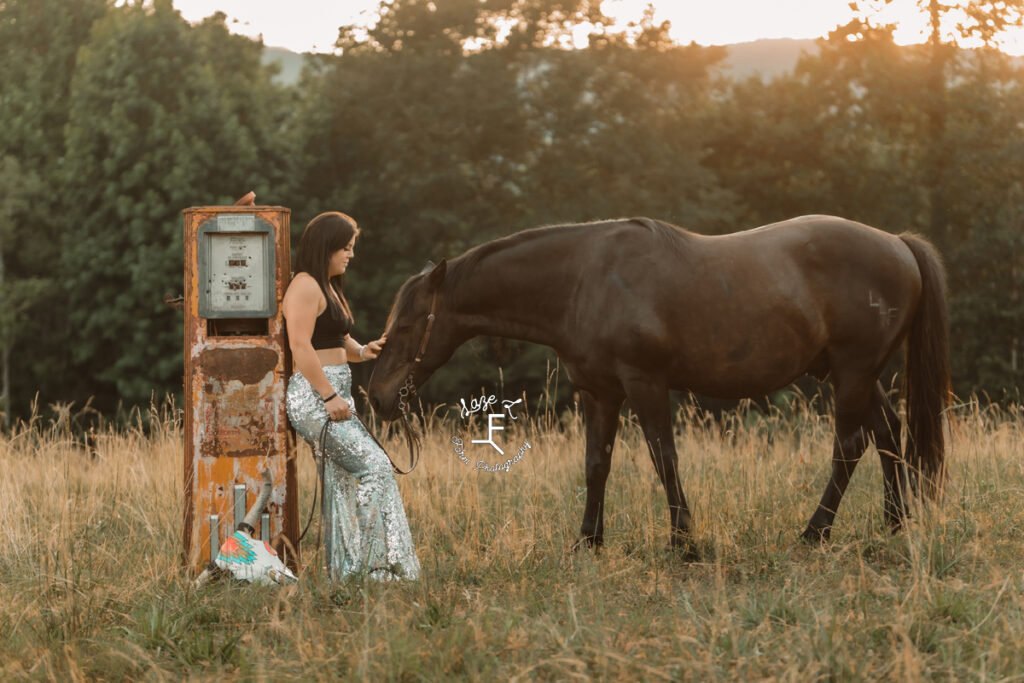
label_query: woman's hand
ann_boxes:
[325,394,351,421]
[361,334,387,360]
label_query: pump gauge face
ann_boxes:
[207,233,269,313]
[197,213,276,318]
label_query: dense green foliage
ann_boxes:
[1,0,1023,418]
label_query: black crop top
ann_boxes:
[311,302,352,350]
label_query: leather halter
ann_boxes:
[378,289,438,478]
[414,291,438,364]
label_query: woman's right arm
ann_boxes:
[283,275,351,420]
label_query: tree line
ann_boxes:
[1,0,1022,421]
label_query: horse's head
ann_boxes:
[369,259,453,420]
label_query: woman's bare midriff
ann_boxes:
[316,347,347,366]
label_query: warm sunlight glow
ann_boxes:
[173,0,376,52]
[172,0,1024,56]
[602,0,1024,55]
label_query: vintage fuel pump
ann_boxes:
[181,203,298,574]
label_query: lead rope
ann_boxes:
[389,375,421,474]
[300,381,418,560]
[300,291,436,560]
[297,419,329,547]
[362,375,420,475]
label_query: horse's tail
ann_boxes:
[899,233,951,499]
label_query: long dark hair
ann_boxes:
[296,211,358,321]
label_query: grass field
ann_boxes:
[2,394,1024,680]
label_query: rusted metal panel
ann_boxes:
[195,345,280,459]
[182,206,297,574]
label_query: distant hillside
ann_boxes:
[719,38,818,80]
[261,39,1021,86]
[717,37,1024,80]
[260,39,817,86]
[262,46,306,84]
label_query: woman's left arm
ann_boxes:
[345,334,387,362]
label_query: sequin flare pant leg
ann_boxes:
[287,365,421,581]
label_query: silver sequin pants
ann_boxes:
[286,364,421,581]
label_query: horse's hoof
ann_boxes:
[666,531,700,561]
[667,541,701,562]
[885,510,908,535]
[800,526,830,545]
[570,536,602,553]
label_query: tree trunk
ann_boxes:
[0,249,7,428]
[925,0,950,252]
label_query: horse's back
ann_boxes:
[574,215,923,397]
[713,215,911,261]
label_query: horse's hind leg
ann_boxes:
[622,379,693,554]
[801,378,873,543]
[574,389,623,550]
[867,382,909,533]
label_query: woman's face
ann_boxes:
[328,238,356,276]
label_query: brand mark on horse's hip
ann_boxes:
[869,291,898,327]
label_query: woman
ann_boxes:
[283,211,420,581]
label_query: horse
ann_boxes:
[367,215,950,551]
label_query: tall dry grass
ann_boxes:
[1,393,1024,680]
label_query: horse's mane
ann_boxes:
[379,214,696,351]
[445,217,689,291]
[380,218,693,325]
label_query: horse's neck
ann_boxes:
[447,243,572,348]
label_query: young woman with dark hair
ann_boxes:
[282,211,420,581]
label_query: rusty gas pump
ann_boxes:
[181,201,298,574]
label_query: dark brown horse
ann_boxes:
[368,215,950,549]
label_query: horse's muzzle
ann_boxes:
[368,392,400,421]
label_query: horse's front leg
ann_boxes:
[572,389,623,551]
[623,378,695,557]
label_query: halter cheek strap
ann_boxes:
[414,291,438,364]
[380,290,438,477]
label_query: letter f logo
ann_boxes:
[472,413,505,455]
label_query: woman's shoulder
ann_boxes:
[284,272,325,306]
[288,271,320,290]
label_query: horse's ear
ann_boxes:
[427,259,447,290]
[419,260,436,275]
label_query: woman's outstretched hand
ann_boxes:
[325,394,351,421]
[361,335,387,360]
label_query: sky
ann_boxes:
[171,0,1024,55]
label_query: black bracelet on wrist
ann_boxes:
[322,392,338,403]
